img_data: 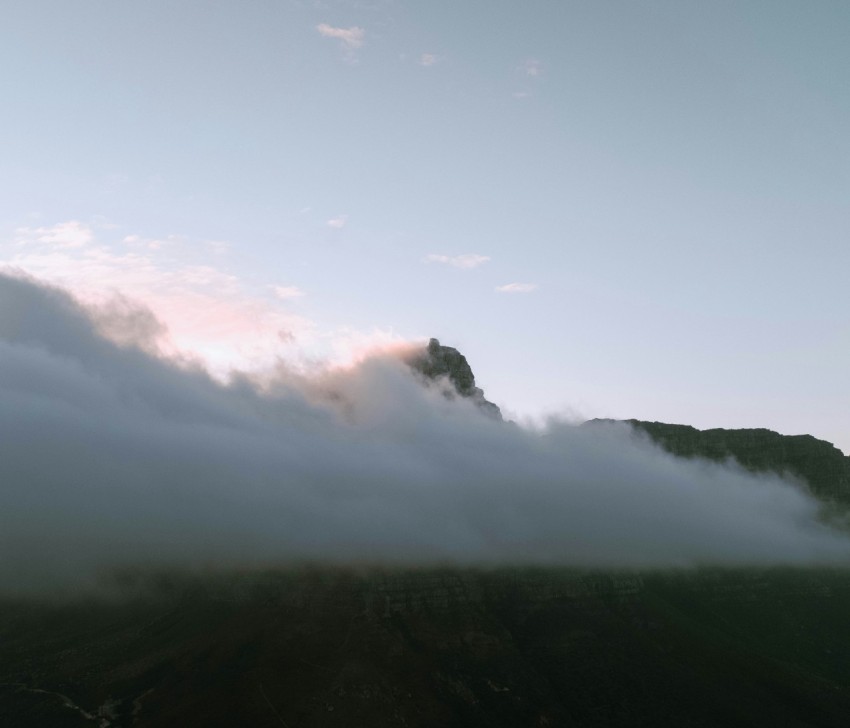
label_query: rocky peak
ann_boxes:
[406,338,502,420]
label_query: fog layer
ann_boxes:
[1,272,848,593]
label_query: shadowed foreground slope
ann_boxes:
[3,567,850,727]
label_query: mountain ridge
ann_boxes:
[589,418,850,507]
[408,338,849,507]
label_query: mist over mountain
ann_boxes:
[611,420,850,508]
[4,271,850,726]
[1,271,849,595]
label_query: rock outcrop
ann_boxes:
[406,338,502,420]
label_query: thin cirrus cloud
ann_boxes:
[514,59,543,99]
[523,58,543,77]
[496,282,538,293]
[426,254,490,269]
[316,23,365,51]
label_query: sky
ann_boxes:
[1,1,849,451]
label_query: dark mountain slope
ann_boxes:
[4,568,850,727]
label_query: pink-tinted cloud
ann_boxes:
[3,222,313,374]
[2,220,413,378]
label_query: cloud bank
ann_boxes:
[1,272,848,594]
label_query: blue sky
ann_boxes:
[2,1,848,450]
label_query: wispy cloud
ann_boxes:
[316,23,365,52]
[419,53,438,67]
[496,282,538,293]
[207,240,230,256]
[426,254,490,269]
[273,285,305,300]
[327,215,348,229]
[17,220,93,249]
[513,58,544,99]
[121,233,180,251]
[523,58,543,77]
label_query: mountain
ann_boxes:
[4,567,850,727]
[410,338,850,508]
[3,339,850,726]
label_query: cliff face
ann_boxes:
[406,338,502,420]
[618,420,850,506]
